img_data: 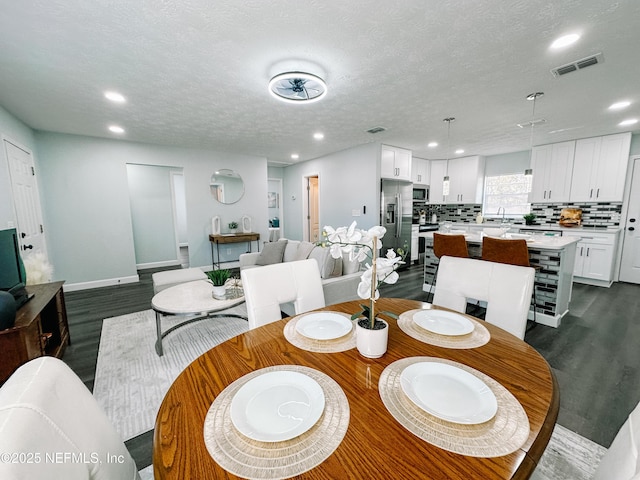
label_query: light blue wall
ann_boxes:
[34,132,268,287]
[0,107,38,228]
[282,143,380,240]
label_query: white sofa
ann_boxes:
[239,239,364,313]
[0,357,139,480]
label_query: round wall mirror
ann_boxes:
[210,169,245,204]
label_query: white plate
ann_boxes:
[295,312,353,340]
[230,371,325,442]
[413,310,474,336]
[400,362,498,424]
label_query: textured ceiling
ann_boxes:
[1,0,639,166]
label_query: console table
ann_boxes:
[0,281,70,384]
[209,232,260,269]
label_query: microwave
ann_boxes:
[412,187,428,202]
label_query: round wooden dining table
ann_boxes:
[153,298,558,479]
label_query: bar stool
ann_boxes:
[481,236,540,331]
[428,233,469,302]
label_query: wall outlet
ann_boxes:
[456,209,462,214]
[352,209,361,217]
[226,248,232,254]
[545,209,553,216]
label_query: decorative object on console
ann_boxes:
[228,221,238,234]
[241,215,252,233]
[559,208,582,227]
[0,291,16,331]
[322,221,405,358]
[211,215,221,235]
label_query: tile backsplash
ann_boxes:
[425,202,622,228]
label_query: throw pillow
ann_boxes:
[295,241,316,261]
[308,246,343,279]
[283,240,301,262]
[255,240,287,266]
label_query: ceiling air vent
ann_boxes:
[366,126,387,134]
[551,53,604,77]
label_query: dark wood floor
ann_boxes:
[60,263,640,470]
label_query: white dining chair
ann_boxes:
[240,258,326,330]
[593,400,640,479]
[432,256,534,339]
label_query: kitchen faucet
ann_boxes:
[497,207,507,223]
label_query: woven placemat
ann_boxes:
[284,311,356,353]
[203,365,350,479]
[379,356,529,458]
[398,308,490,349]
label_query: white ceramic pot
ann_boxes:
[356,319,388,358]
[211,285,227,299]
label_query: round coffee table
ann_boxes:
[151,279,245,356]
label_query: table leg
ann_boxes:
[155,311,164,356]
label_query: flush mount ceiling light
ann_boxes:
[108,125,125,134]
[269,72,327,104]
[550,33,580,49]
[313,132,325,140]
[104,91,126,103]
[619,118,638,127]
[609,101,631,111]
[428,142,438,148]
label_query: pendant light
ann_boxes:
[524,92,543,193]
[442,117,455,196]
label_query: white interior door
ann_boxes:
[3,138,47,258]
[620,157,640,283]
[308,176,319,242]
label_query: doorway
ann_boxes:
[126,164,186,269]
[3,138,47,259]
[304,175,320,243]
[619,156,640,283]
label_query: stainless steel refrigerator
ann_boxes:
[380,179,412,267]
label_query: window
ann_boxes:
[483,173,531,218]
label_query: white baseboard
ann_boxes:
[63,275,140,292]
[137,260,181,270]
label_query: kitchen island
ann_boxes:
[420,230,579,328]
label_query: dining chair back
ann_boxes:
[0,357,139,480]
[241,258,326,330]
[593,400,640,479]
[432,256,534,339]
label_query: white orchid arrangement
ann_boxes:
[322,221,405,329]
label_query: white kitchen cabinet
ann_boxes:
[428,160,447,204]
[412,157,430,185]
[563,230,620,287]
[570,132,631,202]
[530,141,575,203]
[381,145,412,181]
[445,155,485,204]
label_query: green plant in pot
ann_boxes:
[523,213,537,226]
[207,269,230,298]
[228,221,238,233]
[322,221,405,358]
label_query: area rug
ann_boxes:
[93,307,248,440]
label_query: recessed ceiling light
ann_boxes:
[428,142,438,148]
[291,153,299,160]
[609,101,631,111]
[108,125,125,134]
[104,91,126,103]
[455,149,465,154]
[619,118,638,126]
[269,72,327,104]
[550,33,580,49]
[313,132,324,140]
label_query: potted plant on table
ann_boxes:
[206,269,231,298]
[322,221,405,358]
[523,213,537,226]
[228,221,238,234]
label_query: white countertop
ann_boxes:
[433,222,622,234]
[418,230,580,250]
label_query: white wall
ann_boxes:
[34,132,268,288]
[282,143,380,240]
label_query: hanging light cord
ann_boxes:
[527,92,543,152]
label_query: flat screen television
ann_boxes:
[0,228,31,308]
